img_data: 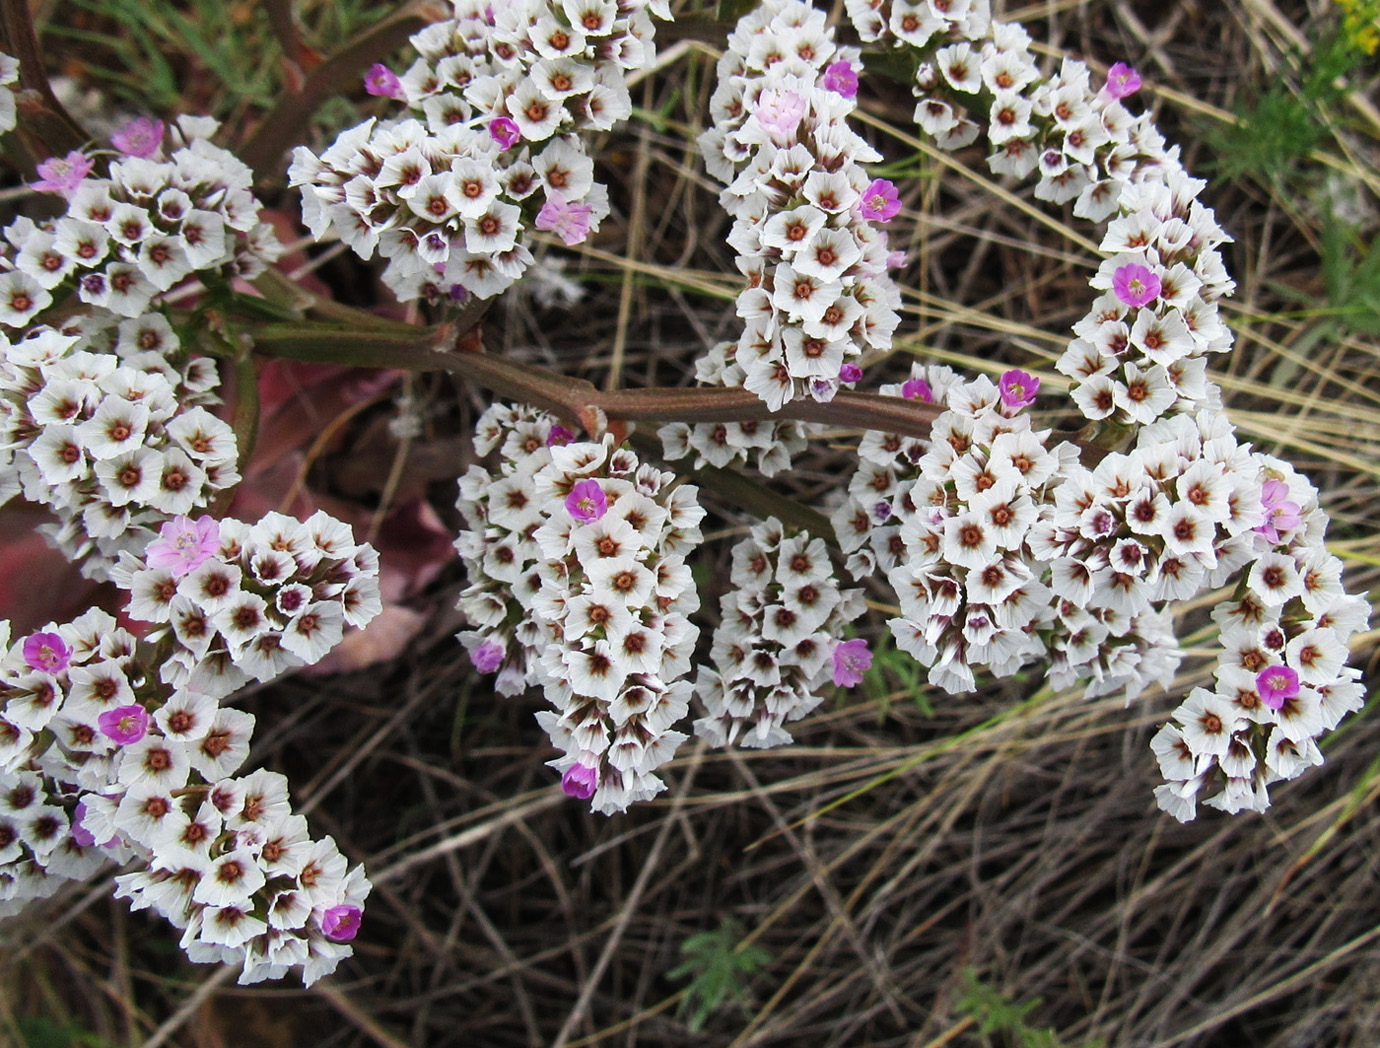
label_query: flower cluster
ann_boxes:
[658,341,810,477]
[0,52,17,135]
[1151,455,1370,820]
[700,0,904,408]
[111,511,383,698]
[693,517,867,749]
[1,115,282,326]
[456,407,706,813]
[0,324,236,580]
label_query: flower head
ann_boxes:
[901,378,934,402]
[363,63,404,99]
[471,641,505,674]
[561,763,598,799]
[1112,263,1162,307]
[535,194,594,246]
[566,479,608,522]
[821,60,859,98]
[1256,665,1301,710]
[1104,62,1142,99]
[321,904,364,942]
[999,369,1040,410]
[33,151,95,197]
[859,179,902,223]
[146,515,221,578]
[832,638,872,687]
[111,117,165,159]
[23,631,71,674]
[488,117,521,150]
[98,704,149,745]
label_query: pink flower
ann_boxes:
[754,87,806,144]
[1112,263,1161,307]
[561,763,598,799]
[321,904,364,942]
[23,632,71,674]
[32,151,95,197]
[471,641,505,674]
[98,704,149,745]
[1256,665,1300,710]
[821,60,858,98]
[1104,62,1142,99]
[832,638,872,687]
[146,515,221,579]
[363,63,404,99]
[535,194,594,246]
[859,178,902,223]
[1256,479,1302,544]
[566,479,608,522]
[839,362,864,384]
[111,117,165,159]
[488,117,521,149]
[901,378,934,402]
[546,425,574,447]
[999,369,1040,410]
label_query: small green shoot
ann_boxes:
[956,968,1105,1048]
[668,917,772,1032]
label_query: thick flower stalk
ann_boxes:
[700,0,904,409]
[0,324,236,580]
[693,517,867,749]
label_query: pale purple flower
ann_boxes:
[146,515,221,578]
[1104,62,1142,100]
[885,250,908,269]
[832,638,872,687]
[111,117,165,159]
[471,641,505,674]
[901,378,934,402]
[98,704,149,745]
[754,87,807,144]
[33,151,95,197]
[1112,263,1161,307]
[363,63,404,99]
[1257,665,1301,710]
[321,904,364,941]
[23,632,71,674]
[546,425,574,447]
[858,179,902,223]
[821,59,858,98]
[872,501,892,522]
[70,803,97,847]
[1256,479,1302,544]
[999,369,1039,410]
[488,117,521,149]
[566,479,608,522]
[449,283,469,303]
[839,362,864,384]
[561,763,598,799]
[534,194,594,246]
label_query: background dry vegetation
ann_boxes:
[2,0,1380,1045]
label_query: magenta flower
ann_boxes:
[98,704,149,745]
[839,362,864,384]
[1104,62,1142,99]
[1256,665,1301,710]
[832,638,872,687]
[1112,263,1162,307]
[534,194,594,246]
[546,424,574,447]
[321,904,364,942]
[859,179,902,223]
[1256,479,1302,544]
[32,151,95,197]
[901,378,934,402]
[363,63,404,99]
[821,59,859,98]
[145,515,221,578]
[23,632,71,674]
[561,763,598,799]
[111,117,165,159]
[471,641,505,674]
[566,479,608,522]
[999,369,1040,410]
[488,116,521,150]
